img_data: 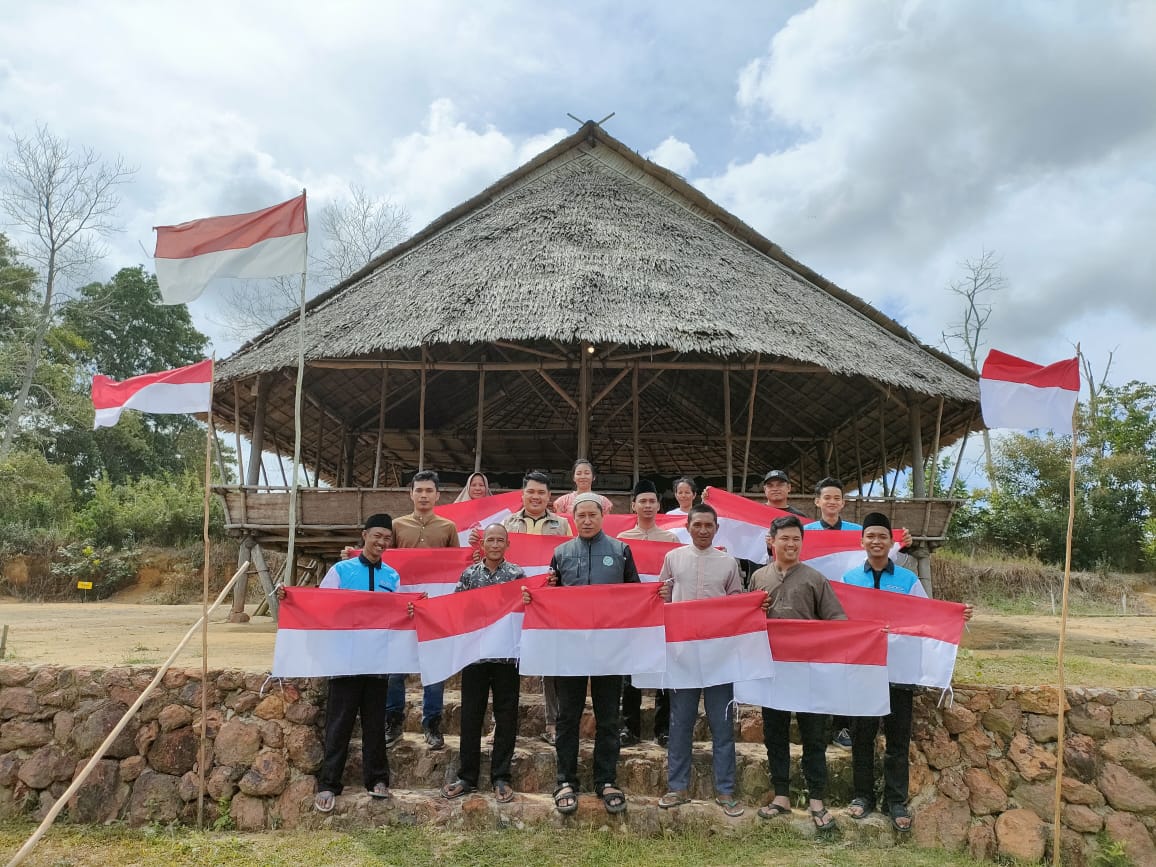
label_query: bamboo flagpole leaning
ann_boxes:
[197,356,216,829]
[6,562,251,867]
[284,190,309,594]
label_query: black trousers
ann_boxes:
[556,675,622,788]
[762,708,828,800]
[851,686,914,809]
[318,675,390,795]
[621,682,669,738]
[457,661,520,787]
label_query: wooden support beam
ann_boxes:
[928,397,944,498]
[537,371,579,411]
[245,375,270,487]
[373,369,388,488]
[741,354,760,494]
[307,359,828,373]
[474,367,485,472]
[232,383,245,486]
[591,367,630,409]
[631,362,640,485]
[418,348,427,470]
[909,400,925,496]
[601,370,665,427]
[723,369,733,492]
[577,343,591,458]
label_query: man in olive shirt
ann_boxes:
[749,515,845,833]
[386,470,459,750]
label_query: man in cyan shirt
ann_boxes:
[804,477,863,532]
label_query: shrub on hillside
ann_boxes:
[72,473,223,547]
[49,541,139,599]
[0,451,73,528]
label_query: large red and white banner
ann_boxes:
[518,583,666,676]
[383,548,475,597]
[412,575,548,684]
[831,581,966,688]
[601,513,687,541]
[980,349,1080,435]
[154,194,308,305]
[733,619,891,716]
[631,592,774,689]
[435,491,526,544]
[622,538,683,582]
[272,587,423,677]
[91,359,213,429]
[801,529,875,582]
[701,488,793,564]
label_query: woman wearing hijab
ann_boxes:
[454,471,491,503]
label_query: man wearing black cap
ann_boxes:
[616,480,674,746]
[277,514,400,813]
[840,512,973,833]
[762,469,807,516]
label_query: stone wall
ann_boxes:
[1,665,1155,865]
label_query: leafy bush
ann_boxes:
[72,473,223,548]
[49,541,139,599]
[0,450,73,528]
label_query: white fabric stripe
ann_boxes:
[806,550,867,582]
[980,377,1078,434]
[271,628,419,677]
[639,572,661,583]
[93,381,212,429]
[631,630,774,689]
[155,232,307,304]
[401,582,457,598]
[518,625,666,676]
[417,612,523,685]
[714,517,769,564]
[454,508,513,544]
[887,633,959,689]
[734,661,891,716]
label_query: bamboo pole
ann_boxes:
[474,367,485,472]
[723,369,733,491]
[741,355,760,494]
[631,362,640,485]
[577,343,590,458]
[418,348,427,470]
[231,382,244,485]
[285,199,309,588]
[197,358,215,829]
[6,562,250,867]
[374,368,388,487]
[928,397,944,497]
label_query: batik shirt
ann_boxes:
[454,558,526,664]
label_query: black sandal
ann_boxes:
[811,807,837,832]
[889,803,912,833]
[597,783,627,815]
[847,797,872,820]
[553,783,578,815]
[442,779,476,799]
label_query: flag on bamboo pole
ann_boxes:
[979,349,1080,434]
[153,194,308,304]
[91,359,213,429]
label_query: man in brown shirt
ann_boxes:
[386,470,459,750]
[749,515,846,833]
[617,480,679,543]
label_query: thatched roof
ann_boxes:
[214,122,979,490]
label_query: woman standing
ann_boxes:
[551,459,613,515]
[454,471,491,503]
[666,477,698,516]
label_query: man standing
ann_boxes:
[526,493,640,816]
[501,470,571,745]
[761,469,808,517]
[441,524,526,804]
[804,478,863,531]
[841,512,973,833]
[749,515,846,833]
[616,479,674,747]
[386,470,459,750]
[276,514,399,813]
[655,504,746,817]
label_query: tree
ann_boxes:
[941,250,1005,489]
[0,126,134,462]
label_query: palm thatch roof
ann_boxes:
[215,121,979,491]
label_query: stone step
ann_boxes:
[340,734,857,803]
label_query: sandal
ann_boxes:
[757,802,792,819]
[847,797,872,820]
[494,781,515,803]
[597,783,627,815]
[541,729,557,746]
[553,783,578,815]
[313,790,336,813]
[658,790,691,809]
[811,807,837,833]
[369,782,392,800]
[889,804,913,833]
[442,779,476,800]
[716,796,744,818]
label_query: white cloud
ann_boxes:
[646,136,697,176]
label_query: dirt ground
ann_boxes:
[1,597,1155,687]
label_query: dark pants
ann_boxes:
[318,675,390,795]
[385,674,444,726]
[621,682,669,739]
[851,686,914,809]
[556,675,622,788]
[457,661,520,787]
[762,708,828,801]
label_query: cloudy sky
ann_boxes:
[2,0,1153,387]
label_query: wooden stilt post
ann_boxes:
[232,382,245,486]
[854,420,864,493]
[373,369,388,488]
[723,369,733,491]
[631,362,640,485]
[878,400,889,496]
[418,348,427,471]
[474,365,485,473]
[741,355,760,494]
[908,398,931,595]
[929,397,944,497]
[313,413,325,487]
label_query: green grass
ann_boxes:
[955,648,1156,688]
[0,822,987,867]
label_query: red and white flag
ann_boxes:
[383,548,475,598]
[505,533,567,576]
[153,194,308,304]
[733,619,891,716]
[91,359,213,429]
[631,592,774,689]
[519,583,666,676]
[980,349,1080,435]
[411,575,548,684]
[271,587,423,677]
[832,581,966,688]
[701,488,793,564]
[621,538,684,582]
[436,491,525,544]
[800,529,877,582]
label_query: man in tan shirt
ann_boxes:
[617,480,679,543]
[749,514,846,833]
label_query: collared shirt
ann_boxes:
[804,518,863,531]
[841,559,927,597]
[392,511,460,548]
[749,560,846,621]
[665,508,689,516]
[617,524,679,543]
[454,558,527,593]
[550,531,640,586]
[767,502,809,518]
[503,508,573,536]
[319,554,400,592]
[552,491,614,515]
[658,544,743,602]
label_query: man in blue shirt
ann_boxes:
[804,477,863,532]
[840,512,972,833]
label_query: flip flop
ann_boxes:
[889,804,913,833]
[442,779,476,799]
[811,807,837,833]
[847,797,872,820]
[658,790,691,809]
[313,790,336,813]
[715,796,744,818]
[369,782,392,800]
[757,802,791,819]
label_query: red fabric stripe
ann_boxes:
[384,548,475,587]
[981,349,1080,391]
[522,583,665,630]
[767,618,888,665]
[412,574,547,642]
[831,581,966,644]
[620,538,682,575]
[91,360,213,409]
[801,529,863,559]
[435,490,524,529]
[154,195,306,259]
[277,587,421,630]
[702,486,794,525]
[663,593,768,642]
[505,533,567,568]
